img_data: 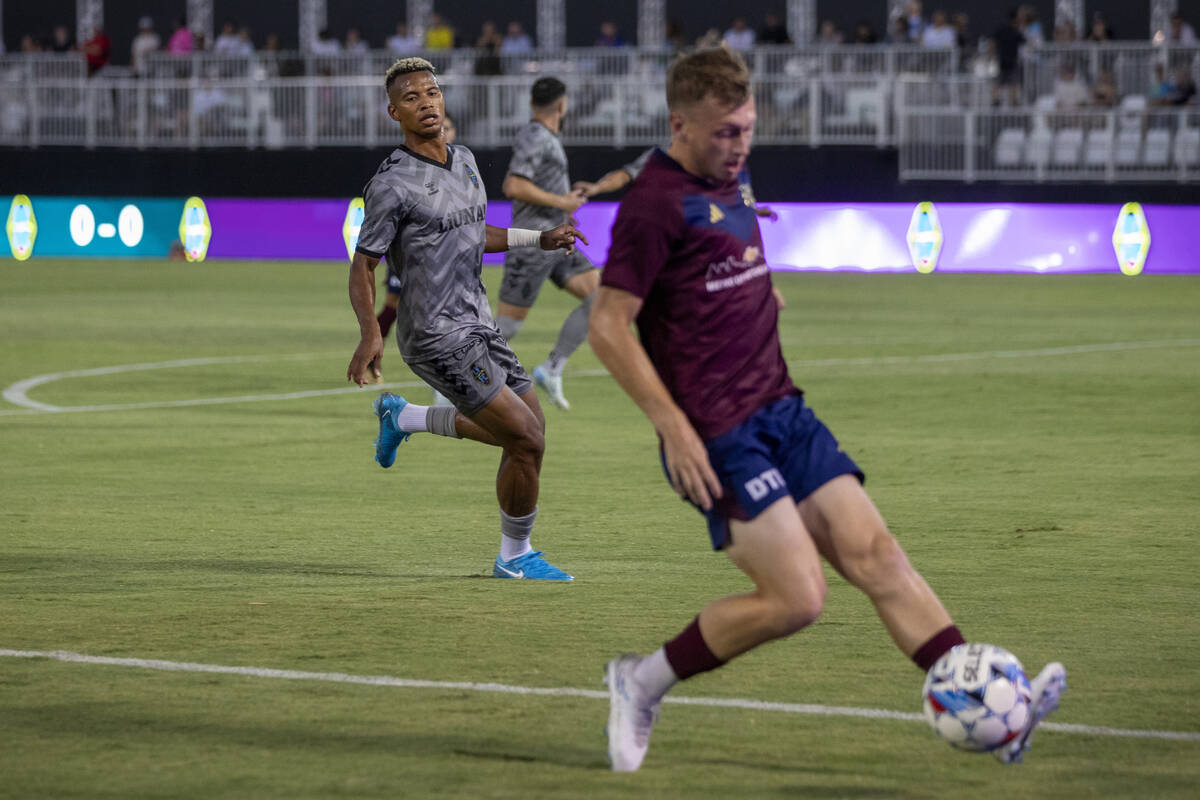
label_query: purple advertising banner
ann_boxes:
[193,199,1199,274]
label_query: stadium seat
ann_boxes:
[994,127,1026,167]
[1142,129,1171,166]
[1175,128,1200,167]
[1025,128,1053,166]
[1115,130,1142,166]
[1052,128,1084,166]
[1083,128,1113,167]
[1118,94,1147,131]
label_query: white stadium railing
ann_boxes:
[2,43,1196,184]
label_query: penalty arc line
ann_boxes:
[2,649,1197,743]
[2,338,1199,418]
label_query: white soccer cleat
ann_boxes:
[604,654,661,772]
[994,661,1067,764]
[533,365,570,410]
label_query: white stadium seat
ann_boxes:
[994,127,1025,166]
[1052,128,1084,166]
[1175,129,1200,167]
[1025,127,1052,166]
[1115,130,1142,166]
[1142,129,1171,166]
[1083,129,1112,167]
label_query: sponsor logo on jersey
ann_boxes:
[704,246,767,292]
[744,468,785,501]
[438,204,486,233]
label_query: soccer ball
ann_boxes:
[922,643,1032,752]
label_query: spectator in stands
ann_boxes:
[236,27,255,55]
[424,14,455,50]
[921,11,956,49]
[131,17,160,77]
[759,13,790,45]
[473,22,503,76]
[194,74,230,135]
[1053,62,1089,110]
[311,28,341,55]
[82,26,111,76]
[387,23,419,54]
[475,21,502,50]
[666,20,688,52]
[953,13,971,50]
[345,28,369,53]
[1085,13,1111,43]
[972,37,999,80]
[993,9,1025,106]
[1018,5,1044,46]
[50,25,74,53]
[1091,70,1117,107]
[1163,67,1196,106]
[166,18,193,55]
[1053,21,1077,42]
[816,20,843,45]
[1148,63,1171,104]
[853,21,879,45]
[20,34,41,52]
[500,21,533,54]
[596,21,628,48]
[1168,13,1197,45]
[214,20,241,54]
[886,16,911,44]
[905,1,926,40]
[722,18,755,51]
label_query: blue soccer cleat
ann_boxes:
[372,392,411,468]
[492,550,574,581]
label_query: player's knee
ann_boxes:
[763,576,826,638]
[506,418,545,462]
[496,315,524,341]
[842,526,912,593]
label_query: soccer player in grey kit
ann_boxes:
[347,57,584,581]
[589,47,1065,770]
[496,77,596,410]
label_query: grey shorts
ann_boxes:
[499,248,596,307]
[404,328,532,417]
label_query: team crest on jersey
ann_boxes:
[464,164,479,188]
[471,363,490,385]
[740,184,756,208]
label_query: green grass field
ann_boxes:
[1,259,1198,799]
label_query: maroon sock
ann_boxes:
[376,306,397,339]
[663,616,725,680]
[911,625,966,672]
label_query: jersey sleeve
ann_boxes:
[621,148,655,181]
[601,189,677,299]
[355,178,408,259]
[506,126,545,182]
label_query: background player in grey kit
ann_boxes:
[588,46,1065,770]
[347,57,586,581]
[495,77,596,410]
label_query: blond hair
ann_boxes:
[665,46,751,110]
[385,57,436,91]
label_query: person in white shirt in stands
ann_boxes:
[345,28,369,53]
[1053,62,1090,111]
[723,18,756,51]
[1168,13,1197,45]
[500,21,533,55]
[213,20,241,54]
[921,10,957,48]
[131,17,160,77]
[311,28,341,56]
[386,23,420,55]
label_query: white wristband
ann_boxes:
[507,228,542,249]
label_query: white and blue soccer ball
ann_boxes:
[922,643,1032,752]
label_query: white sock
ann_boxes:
[541,353,566,378]
[499,506,536,561]
[632,648,679,703]
[394,402,428,433]
[500,534,533,562]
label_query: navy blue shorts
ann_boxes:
[663,394,864,550]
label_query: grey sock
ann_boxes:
[425,405,460,438]
[547,294,592,375]
[496,315,524,341]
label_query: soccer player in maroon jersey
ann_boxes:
[588,46,1065,771]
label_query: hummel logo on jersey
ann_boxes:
[709,203,725,224]
[495,563,524,578]
[744,468,785,501]
[425,181,438,195]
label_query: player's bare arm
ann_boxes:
[484,223,588,255]
[502,173,586,214]
[589,285,723,510]
[347,251,383,386]
[572,168,632,198]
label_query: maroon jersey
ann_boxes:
[602,149,798,440]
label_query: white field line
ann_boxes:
[2,649,1198,743]
[2,339,1199,418]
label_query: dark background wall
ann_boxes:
[5,145,1196,205]
[6,0,1168,58]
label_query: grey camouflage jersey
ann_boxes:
[356,144,492,362]
[507,121,570,230]
[622,147,656,182]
